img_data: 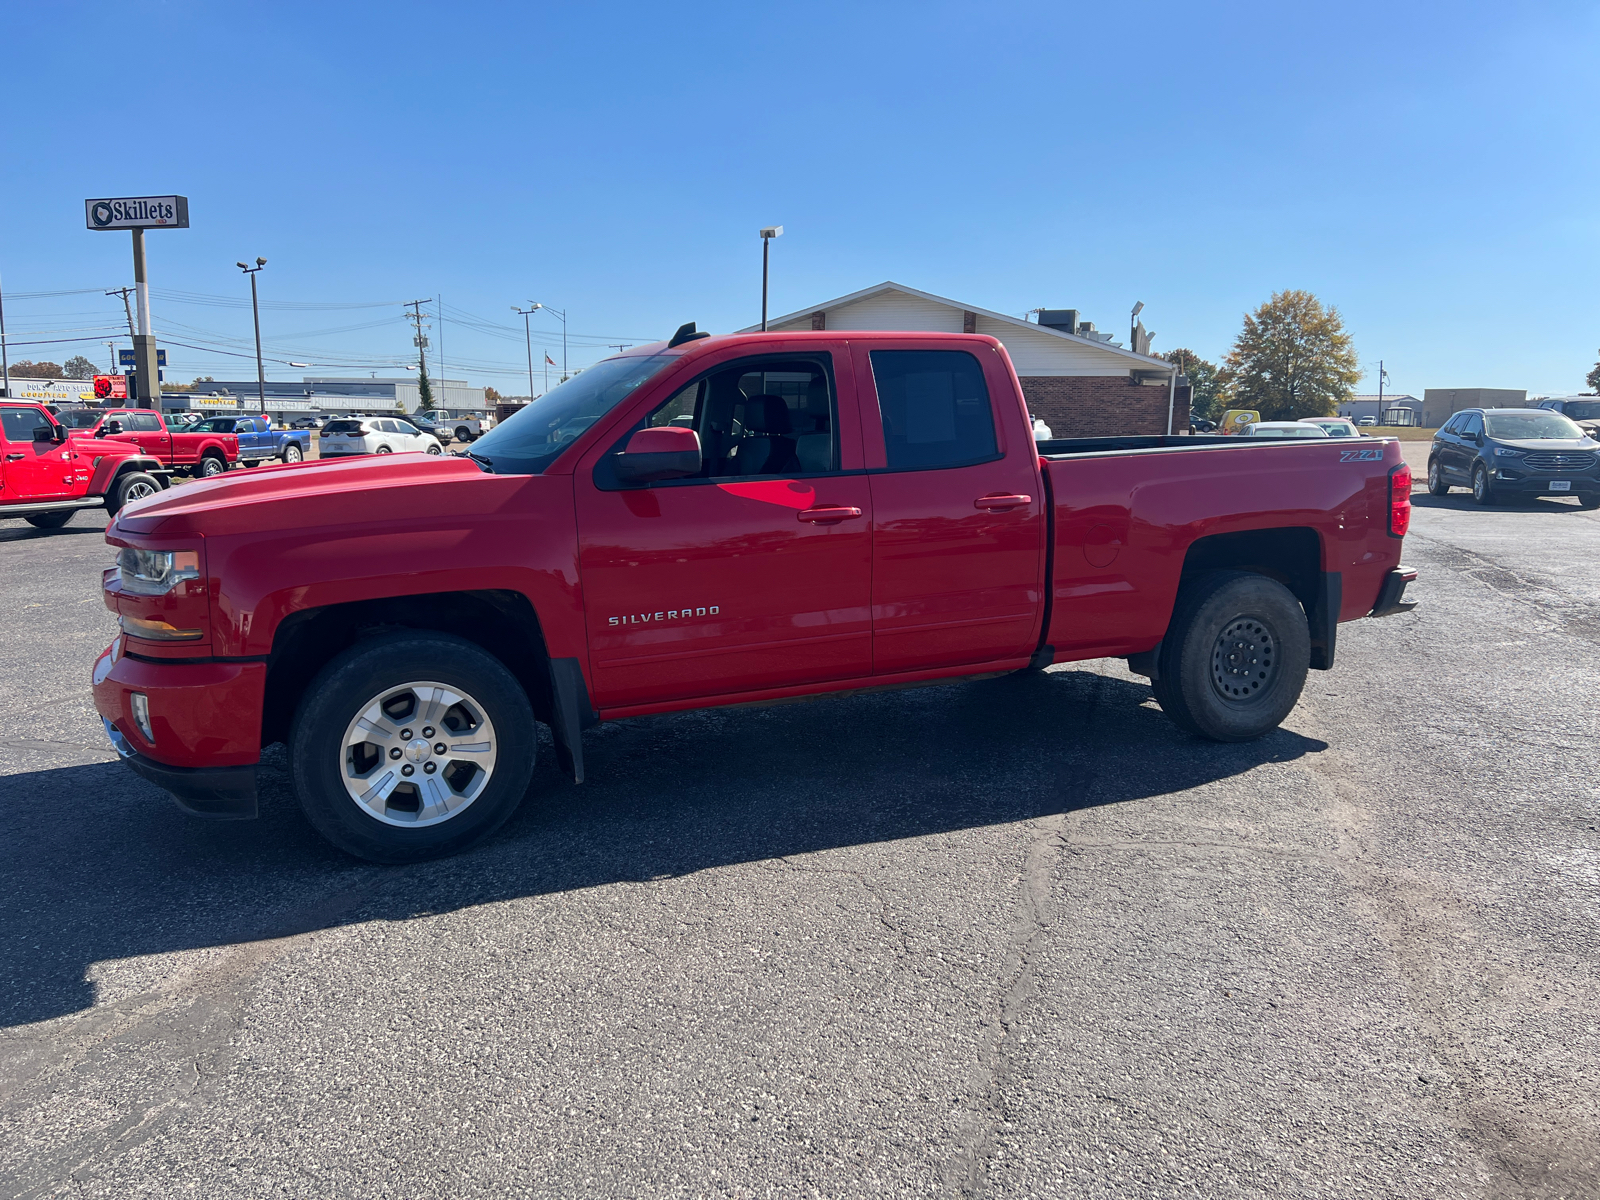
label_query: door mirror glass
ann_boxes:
[614,426,702,484]
[105,420,124,436]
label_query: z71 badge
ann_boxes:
[1340,448,1383,462]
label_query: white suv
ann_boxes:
[319,416,444,458]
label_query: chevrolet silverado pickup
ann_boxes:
[76,407,239,476]
[92,329,1416,862]
[1,402,170,529]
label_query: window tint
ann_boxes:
[0,407,51,443]
[869,350,997,470]
[126,412,162,432]
[324,420,365,435]
[598,355,837,487]
[1460,413,1483,437]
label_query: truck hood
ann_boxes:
[1497,438,1600,452]
[110,452,515,538]
[68,432,150,456]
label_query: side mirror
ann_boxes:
[104,420,124,436]
[613,426,701,485]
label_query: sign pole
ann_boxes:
[0,267,11,398]
[130,228,160,409]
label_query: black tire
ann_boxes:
[200,454,227,478]
[426,443,442,455]
[1150,571,1310,742]
[244,459,260,468]
[1426,458,1450,496]
[1579,493,1600,510]
[24,510,75,529]
[375,445,393,454]
[289,632,536,863]
[1471,463,1496,505]
[455,426,474,443]
[106,471,161,515]
[281,443,304,464]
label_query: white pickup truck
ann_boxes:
[417,409,496,443]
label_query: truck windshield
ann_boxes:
[1485,411,1585,440]
[57,410,104,429]
[468,354,674,475]
[1559,401,1600,421]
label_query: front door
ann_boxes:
[854,344,1046,674]
[575,347,873,710]
[0,406,78,500]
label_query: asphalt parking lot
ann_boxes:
[2,463,1597,1199]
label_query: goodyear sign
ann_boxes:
[85,196,190,230]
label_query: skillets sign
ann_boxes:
[85,196,189,230]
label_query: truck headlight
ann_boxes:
[116,548,201,596]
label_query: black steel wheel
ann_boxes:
[1150,570,1310,742]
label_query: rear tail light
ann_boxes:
[1388,463,1412,537]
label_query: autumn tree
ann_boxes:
[1586,351,1599,392]
[62,355,99,379]
[1224,290,1360,421]
[8,359,64,378]
[484,386,503,403]
[1163,348,1226,423]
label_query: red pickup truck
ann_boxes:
[58,407,239,477]
[91,329,1415,862]
[1,402,170,529]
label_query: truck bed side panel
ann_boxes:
[1044,440,1404,658]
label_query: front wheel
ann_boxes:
[1578,493,1600,510]
[281,443,304,464]
[1150,571,1310,742]
[1472,463,1495,505]
[24,510,75,529]
[106,471,161,515]
[289,633,536,863]
[426,444,442,455]
[1427,458,1450,496]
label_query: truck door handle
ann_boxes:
[974,493,1032,510]
[5,453,23,461]
[797,505,864,524]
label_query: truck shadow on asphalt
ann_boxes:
[0,523,108,545]
[0,667,1328,1028]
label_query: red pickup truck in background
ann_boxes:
[1,402,170,529]
[57,407,239,477]
[92,328,1415,862]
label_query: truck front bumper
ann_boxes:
[92,639,264,819]
[102,718,258,818]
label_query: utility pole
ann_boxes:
[607,343,631,355]
[0,268,10,398]
[237,258,267,413]
[106,341,117,373]
[106,287,136,337]
[512,305,537,401]
[405,298,433,412]
[437,295,444,409]
[1377,359,1385,427]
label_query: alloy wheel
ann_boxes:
[338,681,499,827]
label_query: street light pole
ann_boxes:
[237,258,267,413]
[0,267,10,398]
[512,305,537,399]
[531,303,567,381]
[759,226,782,331]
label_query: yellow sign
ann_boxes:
[1219,409,1260,434]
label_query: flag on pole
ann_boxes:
[545,353,556,365]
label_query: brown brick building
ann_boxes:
[746,282,1188,437]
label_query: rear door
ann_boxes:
[853,342,1047,674]
[574,344,874,709]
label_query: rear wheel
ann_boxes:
[199,454,227,478]
[281,443,303,464]
[23,510,75,529]
[1150,571,1310,742]
[1427,458,1450,495]
[1471,463,1495,505]
[106,471,161,515]
[289,633,536,863]
[455,426,473,443]
[375,445,393,454]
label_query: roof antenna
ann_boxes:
[668,322,710,348]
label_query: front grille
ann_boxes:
[1522,452,1597,472]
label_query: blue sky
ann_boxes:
[2,0,1597,397]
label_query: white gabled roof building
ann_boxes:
[741,282,1186,436]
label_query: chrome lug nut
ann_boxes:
[389,747,403,760]
[423,761,437,774]
[421,726,435,738]
[401,764,414,777]
[400,728,414,740]
[433,742,447,755]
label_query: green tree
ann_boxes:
[62,355,98,379]
[1224,290,1360,420]
[1163,348,1226,423]
[1586,351,1599,392]
[416,363,434,411]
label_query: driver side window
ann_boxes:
[642,356,837,480]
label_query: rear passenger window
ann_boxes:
[869,350,997,470]
[128,412,161,432]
